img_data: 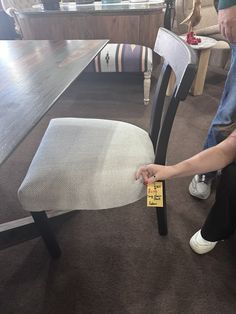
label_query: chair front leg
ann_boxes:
[31,211,61,259]
[156,207,168,235]
[156,181,168,235]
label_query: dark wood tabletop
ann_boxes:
[0,39,108,165]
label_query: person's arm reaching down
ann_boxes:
[136,130,236,184]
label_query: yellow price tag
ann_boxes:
[147,181,163,207]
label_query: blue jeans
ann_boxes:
[203,44,236,180]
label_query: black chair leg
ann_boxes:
[156,181,168,235]
[156,206,168,235]
[31,211,61,259]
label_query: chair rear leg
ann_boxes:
[31,211,61,259]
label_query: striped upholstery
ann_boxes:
[86,43,153,73]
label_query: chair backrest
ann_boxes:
[175,0,218,34]
[149,27,197,165]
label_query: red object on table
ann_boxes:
[186,32,201,45]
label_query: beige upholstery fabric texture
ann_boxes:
[18,118,155,211]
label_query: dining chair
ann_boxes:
[18,28,197,259]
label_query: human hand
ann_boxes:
[136,164,174,184]
[218,5,236,42]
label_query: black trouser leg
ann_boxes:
[201,163,236,242]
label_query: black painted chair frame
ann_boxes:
[31,28,197,258]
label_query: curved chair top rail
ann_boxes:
[154,27,197,100]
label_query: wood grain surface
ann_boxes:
[0,39,108,165]
[16,2,164,47]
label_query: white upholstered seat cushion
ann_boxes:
[18,118,155,211]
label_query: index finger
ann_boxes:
[135,165,148,180]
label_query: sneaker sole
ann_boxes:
[189,182,211,200]
[189,237,217,254]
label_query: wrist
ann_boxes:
[165,165,179,179]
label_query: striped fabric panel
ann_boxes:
[97,43,119,72]
[86,44,153,73]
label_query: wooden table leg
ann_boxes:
[191,48,211,96]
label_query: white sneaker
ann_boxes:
[189,175,212,200]
[189,230,218,254]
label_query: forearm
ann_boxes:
[137,132,236,183]
[166,143,235,179]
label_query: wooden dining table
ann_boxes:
[0,39,108,166]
